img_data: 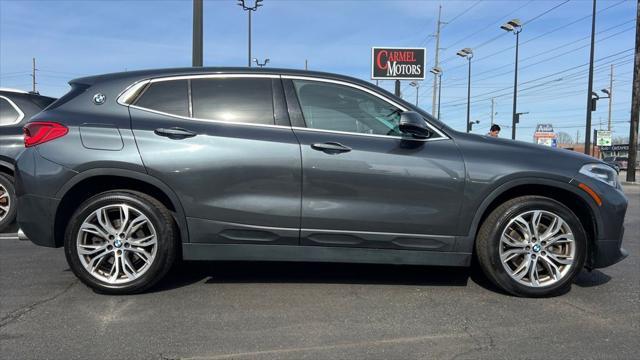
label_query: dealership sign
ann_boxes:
[533,123,557,147]
[371,47,426,80]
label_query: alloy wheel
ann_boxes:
[499,210,576,288]
[76,204,158,284]
[0,183,10,221]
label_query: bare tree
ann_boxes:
[556,131,573,145]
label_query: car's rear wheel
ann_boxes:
[0,174,17,232]
[64,190,177,294]
[476,196,587,297]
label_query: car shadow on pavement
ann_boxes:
[151,261,474,293]
[573,269,612,288]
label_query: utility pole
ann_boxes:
[305,59,308,70]
[627,0,639,183]
[395,80,401,98]
[192,0,203,67]
[431,5,443,115]
[584,0,597,155]
[607,64,614,131]
[490,98,495,126]
[576,130,580,145]
[31,57,37,93]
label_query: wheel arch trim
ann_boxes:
[54,168,189,246]
[456,177,601,253]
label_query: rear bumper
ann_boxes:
[17,193,59,247]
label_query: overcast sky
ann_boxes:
[0,0,636,141]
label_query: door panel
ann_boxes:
[294,129,464,250]
[129,77,301,245]
[286,78,464,251]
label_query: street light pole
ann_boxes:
[192,0,203,67]
[584,0,597,155]
[248,10,252,67]
[457,48,473,132]
[410,81,420,106]
[238,0,263,68]
[511,29,520,139]
[501,19,522,139]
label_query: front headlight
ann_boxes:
[579,163,618,187]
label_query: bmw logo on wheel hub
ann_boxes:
[532,244,541,253]
[114,239,123,248]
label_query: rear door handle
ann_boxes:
[311,142,352,154]
[154,127,197,139]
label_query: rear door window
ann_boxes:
[191,78,274,125]
[134,80,189,117]
[0,97,22,126]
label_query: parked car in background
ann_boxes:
[603,157,621,172]
[14,68,628,297]
[614,157,629,171]
[0,88,56,232]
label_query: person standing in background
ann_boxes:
[487,124,501,137]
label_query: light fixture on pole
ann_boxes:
[501,18,522,140]
[253,58,270,68]
[469,120,480,132]
[237,0,263,67]
[430,67,443,119]
[457,48,473,132]
[409,81,420,106]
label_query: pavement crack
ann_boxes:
[0,279,79,328]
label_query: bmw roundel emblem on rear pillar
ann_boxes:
[92,93,106,105]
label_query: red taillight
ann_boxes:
[23,122,68,148]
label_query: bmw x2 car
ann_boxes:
[15,68,627,297]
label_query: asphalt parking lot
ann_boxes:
[1,182,638,360]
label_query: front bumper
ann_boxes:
[572,174,628,269]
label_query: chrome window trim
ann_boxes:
[116,72,449,142]
[0,88,29,94]
[282,75,449,140]
[290,126,447,142]
[150,73,279,83]
[117,80,150,106]
[0,95,25,126]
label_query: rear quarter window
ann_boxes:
[134,80,189,117]
[0,97,22,126]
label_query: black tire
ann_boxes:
[475,196,587,297]
[0,174,17,232]
[64,190,178,294]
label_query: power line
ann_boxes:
[440,0,627,72]
[439,49,634,107]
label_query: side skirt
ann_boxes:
[182,243,472,267]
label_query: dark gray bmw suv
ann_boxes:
[15,68,627,297]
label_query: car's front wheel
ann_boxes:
[64,190,177,294]
[476,196,587,297]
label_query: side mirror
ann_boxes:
[399,111,431,139]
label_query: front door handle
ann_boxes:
[311,142,352,154]
[154,127,197,139]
